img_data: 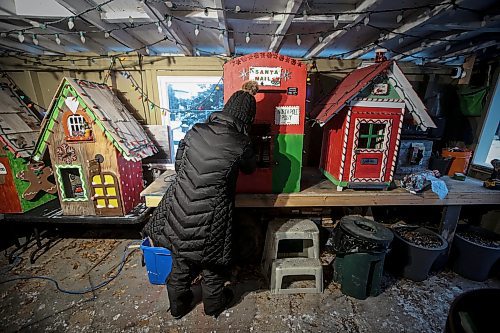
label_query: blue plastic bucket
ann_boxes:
[140,238,172,285]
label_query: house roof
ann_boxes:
[34,78,157,162]
[313,61,436,130]
[0,83,41,158]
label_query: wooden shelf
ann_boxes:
[141,168,500,208]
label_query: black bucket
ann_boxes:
[451,225,500,282]
[388,227,448,281]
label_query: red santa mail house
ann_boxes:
[313,59,436,190]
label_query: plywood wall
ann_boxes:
[0,55,452,127]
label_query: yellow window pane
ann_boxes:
[108,199,119,208]
[95,188,104,196]
[106,187,116,196]
[92,175,102,185]
[96,199,106,207]
[104,175,114,185]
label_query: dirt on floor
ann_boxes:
[0,233,499,333]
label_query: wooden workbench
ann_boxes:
[140,168,500,248]
[141,168,500,208]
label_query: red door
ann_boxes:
[351,120,391,182]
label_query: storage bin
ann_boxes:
[441,149,473,176]
[140,238,172,285]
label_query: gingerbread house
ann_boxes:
[313,60,436,190]
[33,78,157,216]
[0,83,57,213]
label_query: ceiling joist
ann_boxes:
[214,0,231,56]
[268,0,303,53]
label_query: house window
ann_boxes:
[158,76,223,162]
[63,111,93,141]
[358,123,386,149]
[57,166,87,201]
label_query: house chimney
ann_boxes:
[375,48,387,63]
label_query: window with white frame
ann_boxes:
[472,75,500,168]
[67,114,86,137]
[157,76,223,162]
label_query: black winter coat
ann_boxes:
[143,112,256,266]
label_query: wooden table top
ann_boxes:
[140,168,500,208]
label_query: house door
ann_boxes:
[351,120,391,182]
[88,160,122,216]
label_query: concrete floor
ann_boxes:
[0,228,499,333]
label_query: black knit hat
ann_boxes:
[222,90,256,125]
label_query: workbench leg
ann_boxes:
[439,205,462,249]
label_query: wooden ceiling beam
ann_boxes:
[142,1,192,56]
[214,0,231,56]
[54,0,147,55]
[304,0,377,59]
[344,0,455,60]
[268,0,303,53]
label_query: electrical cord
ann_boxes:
[0,240,141,295]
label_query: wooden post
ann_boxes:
[439,205,462,247]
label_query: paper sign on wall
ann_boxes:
[249,67,282,86]
[275,106,300,125]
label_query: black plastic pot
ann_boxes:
[451,225,500,282]
[388,227,448,282]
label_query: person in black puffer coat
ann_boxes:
[142,81,258,319]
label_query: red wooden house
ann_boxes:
[224,52,307,193]
[313,60,436,190]
[33,78,157,216]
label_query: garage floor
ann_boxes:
[0,227,499,333]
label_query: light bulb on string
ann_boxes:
[356,25,361,32]
[219,30,224,40]
[398,37,404,44]
[165,1,173,8]
[245,32,250,43]
[194,25,200,36]
[80,31,86,44]
[104,31,110,38]
[303,10,308,21]
[364,15,370,25]
[421,41,426,48]
[235,5,241,13]
[296,34,301,46]
[167,16,172,27]
[334,14,339,28]
[0,32,6,38]
[55,34,61,45]
[318,35,324,43]
[195,49,201,56]
[157,22,163,33]
[445,44,451,51]
[481,16,489,27]
[32,34,38,46]
[129,16,134,26]
[18,32,25,43]
[145,46,150,55]
[68,17,75,30]
[397,11,403,23]
[204,8,209,16]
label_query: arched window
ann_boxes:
[62,111,93,141]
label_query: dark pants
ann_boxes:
[167,255,230,317]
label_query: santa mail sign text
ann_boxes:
[249,67,282,86]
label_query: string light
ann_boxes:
[445,44,451,51]
[55,34,61,45]
[296,34,302,46]
[145,46,150,55]
[481,15,488,27]
[128,16,134,26]
[234,5,241,13]
[79,31,86,44]
[165,1,173,8]
[303,10,308,21]
[318,36,324,43]
[104,31,110,38]
[195,49,200,56]
[194,25,200,36]
[68,17,75,30]
[397,11,403,23]
[219,30,224,40]
[32,34,39,46]
[204,8,209,16]
[398,37,404,44]
[167,15,172,27]
[18,32,24,43]
[157,22,163,33]
[245,32,250,43]
[364,15,370,25]
[356,25,361,32]
[334,14,339,28]
[0,32,6,38]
